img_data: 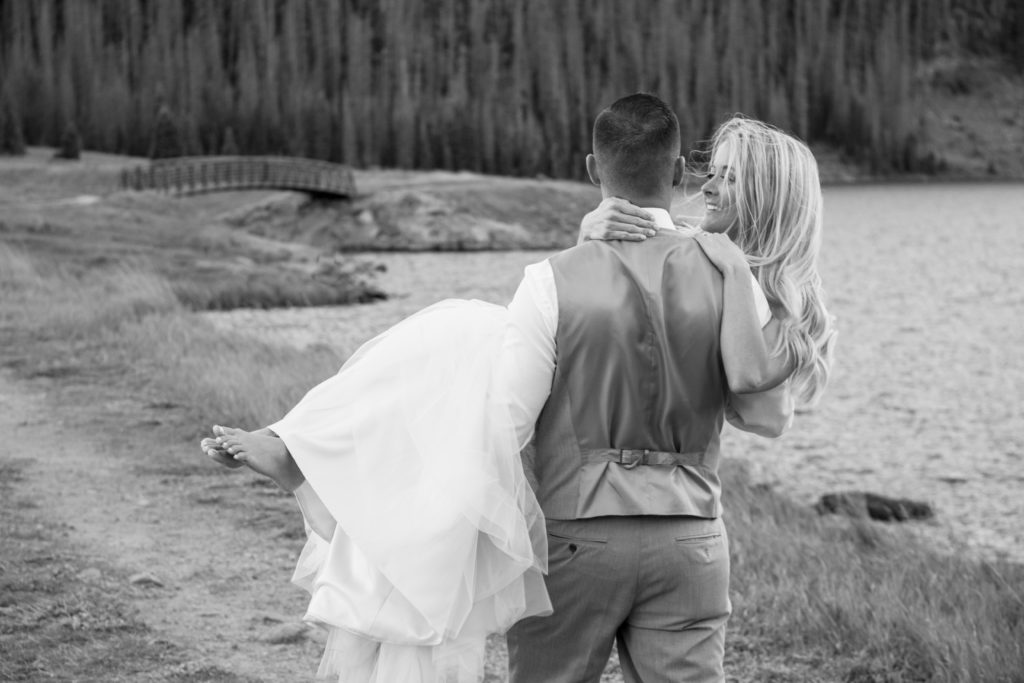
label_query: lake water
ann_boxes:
[205,182,1024,563]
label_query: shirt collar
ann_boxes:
[639,207,676,231]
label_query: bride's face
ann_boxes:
[700,140,740,236]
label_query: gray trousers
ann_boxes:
[507,515,731,683]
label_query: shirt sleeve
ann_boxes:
[725,380,795,437]
[750,273,772,327]
[498,260,558,449]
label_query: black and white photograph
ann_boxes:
[1,1,1022,681]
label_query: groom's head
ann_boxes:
[587,93,683,207]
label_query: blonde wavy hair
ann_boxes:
[705,116,837,404]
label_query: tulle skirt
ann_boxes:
[269,299,551,682]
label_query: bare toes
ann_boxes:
[213,425,241,439]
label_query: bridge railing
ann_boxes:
[120,156,357,197]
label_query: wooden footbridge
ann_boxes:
[120,156,357,198]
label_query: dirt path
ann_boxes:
[0,368,326,681]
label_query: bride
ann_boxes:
[207,299,551,681]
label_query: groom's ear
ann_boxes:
[672,156,685,187]
[586,154,601,186]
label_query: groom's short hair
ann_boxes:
[593,93,680,196]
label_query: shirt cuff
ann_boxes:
[749,273,772,327]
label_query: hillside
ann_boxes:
[918,57,1024,179]
[817,55,1024,182]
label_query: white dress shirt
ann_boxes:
[499,208,772,448]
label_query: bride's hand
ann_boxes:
[695,231,749,274]
[578,198,658,244]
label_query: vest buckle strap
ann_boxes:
[580,448,706,469]
[619,449,646,469]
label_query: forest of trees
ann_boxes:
[0,0,1020,178]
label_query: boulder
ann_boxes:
[815,491,934,522]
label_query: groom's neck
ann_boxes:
[601,186,673,212]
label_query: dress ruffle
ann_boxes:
[271,299,551,682]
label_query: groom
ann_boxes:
[205,93,791,682]
[500,93,791,682]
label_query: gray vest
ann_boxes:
[529,231,727,520]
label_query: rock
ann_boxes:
[219,191,311,228]
[76,568,102,582]
[259,622,310,644]
[129,572,164,587]
[258,613,286,625]
[815,491,934,523]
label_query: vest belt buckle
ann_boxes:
[620,449,646,469]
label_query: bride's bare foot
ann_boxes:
[201,436,243,469]
[214,425,305,492]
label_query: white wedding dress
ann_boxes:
[268,299,551,682]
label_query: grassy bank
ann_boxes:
[0,151,387,310]
[0,242,344,429]
[2,235,1022,682]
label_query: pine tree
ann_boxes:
[0,91,27,156]
[221,126,240,156]
[149,104,183,159]
[54,121,82,160]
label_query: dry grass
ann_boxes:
[112,311,343,431]
[1,242,343,431]
[722,465,1024,681]
[0,243,180,338]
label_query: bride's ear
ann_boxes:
[586,154,601,187]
